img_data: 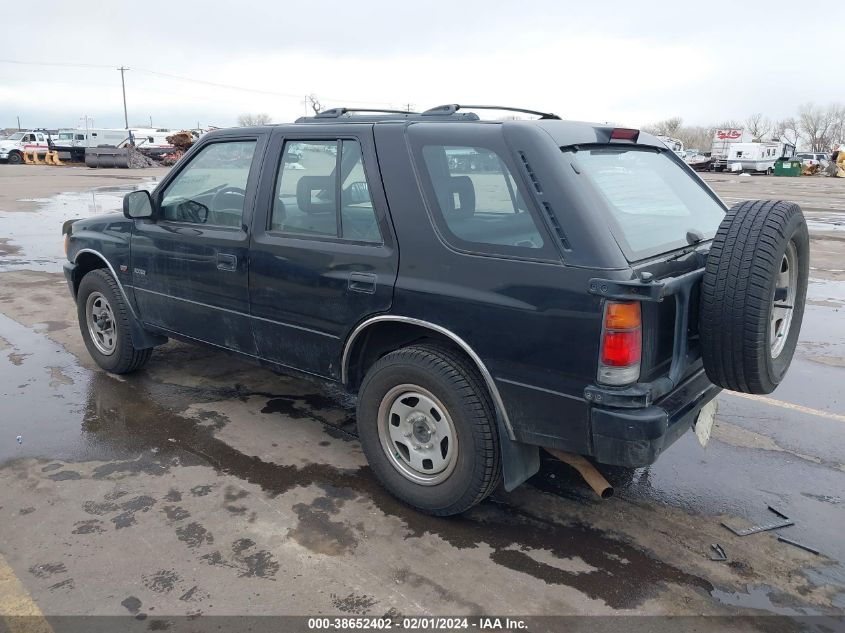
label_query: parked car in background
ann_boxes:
[796,152,829,168]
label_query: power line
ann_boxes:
[0,58,112,69]
[0,58,400,107]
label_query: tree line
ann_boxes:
[643,102,845,153]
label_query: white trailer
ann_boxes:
[710,129,752,171]
[128,128,176,156]
[52,128,133,161]
[53,128,177,161]
[727,141,796,174]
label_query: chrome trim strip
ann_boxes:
[134,286,338,339]
[73,248,138,320]
[341,315,516,440]
[495,377,584,402]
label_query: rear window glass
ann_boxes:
[568,147,725,260]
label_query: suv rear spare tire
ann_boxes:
[700,200,809,394]
[356,344,501,516]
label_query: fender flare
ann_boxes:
[73,249,167,350]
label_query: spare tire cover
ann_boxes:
[700,200,809,394]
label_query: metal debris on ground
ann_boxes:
[127,147,158,169]
[721,505,794,536]
[709,544,727,561]
[777,535,821,556]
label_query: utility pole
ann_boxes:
[404,103,415,113]
[117,66,129,129]
[16,116,21,130]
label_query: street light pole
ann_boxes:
[118,66,129,129]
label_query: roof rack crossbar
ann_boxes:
[314,107,418,119]
[422,104,561,120]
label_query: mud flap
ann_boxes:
[496,416,540,491]
[128,316,168,350]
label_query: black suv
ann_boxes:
[62,105,809,515]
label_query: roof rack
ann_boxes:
[422,104,561,120]
[295,108,480,124]
[313,107,419,118]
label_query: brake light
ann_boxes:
[610,128,640,142]
[598,301,641,386]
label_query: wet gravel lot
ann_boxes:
[0,165,843,630]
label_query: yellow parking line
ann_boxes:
[0,553,53,633]
[724,391,845,423]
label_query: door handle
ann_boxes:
[348,272,377,294]
[217,253,237,271]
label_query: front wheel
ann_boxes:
[7,152,23,165]
[357,344,501,515]
[77,269,152,373]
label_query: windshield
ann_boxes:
[8,133,24,141]
[567,147,725,260]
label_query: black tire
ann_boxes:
[77,269,152,374]
[7,152,23,165]
[700,200,809,394]
[357,344,501,516]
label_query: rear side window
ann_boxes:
[568,147,725,260]
[419,145,548,256]
[272,140,381,243]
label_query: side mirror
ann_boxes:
[123,190,153,219]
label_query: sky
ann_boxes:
[1,1,843,131]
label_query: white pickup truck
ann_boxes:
[0,130,51,164]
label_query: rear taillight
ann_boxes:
[598,301,641,386]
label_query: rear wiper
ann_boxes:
[686,229,705,245]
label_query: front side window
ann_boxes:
[271,139,381,242]
[160,140,256,226]
[568,147,725,260]
[419,145,547,255]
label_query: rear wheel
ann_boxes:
[77,269,152,374]
[357,344,501,515]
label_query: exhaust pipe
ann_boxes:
[546,449,614,499]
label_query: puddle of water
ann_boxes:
[711,584,824,616]
[808,278,845,303]
[0,182,157,273]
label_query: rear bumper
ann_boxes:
[589,367,720,467]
